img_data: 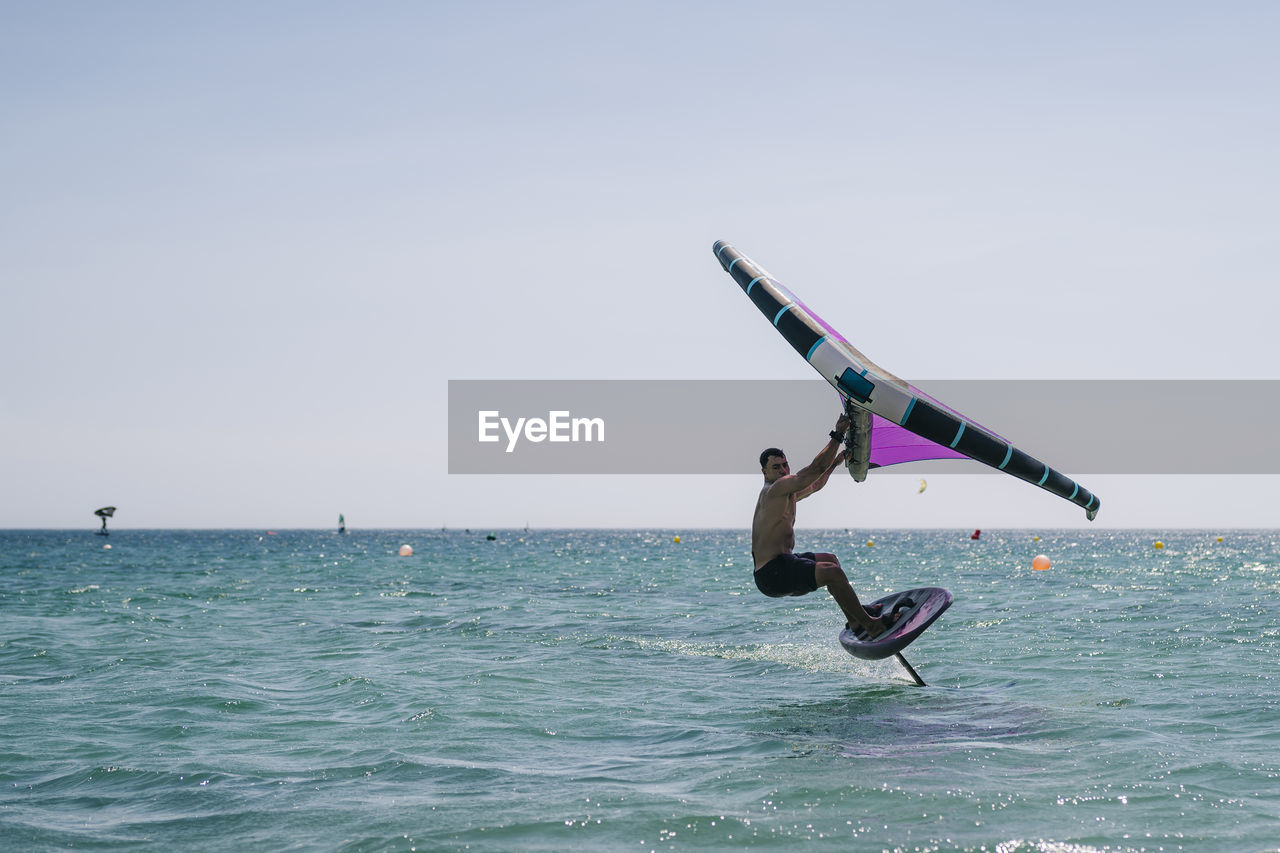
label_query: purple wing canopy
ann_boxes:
[869,415,966,468]
[868,382,1003,468]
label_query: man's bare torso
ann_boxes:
[752,482,796,570]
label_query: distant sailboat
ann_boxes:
[94,506,116,536]
[338,514,346,535]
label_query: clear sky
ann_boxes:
[3,2,1278,529]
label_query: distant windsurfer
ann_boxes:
[752,414,899,637]
[94,506,115,537]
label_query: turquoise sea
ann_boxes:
[1,529,1277,851]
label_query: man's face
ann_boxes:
[762,455,789,484]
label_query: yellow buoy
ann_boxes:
[1033,536,1040,542]
[1153,541,1164,550]
[1216,536,1224,542]
[398,544,414,556]
[1032,554,1051,571]
[866,540,874,547]
[673,536,680,544]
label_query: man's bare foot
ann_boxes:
[866,609,900,638]
[847,608,901,639]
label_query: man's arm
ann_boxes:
[773,414,849,497]
[797,449,846,501]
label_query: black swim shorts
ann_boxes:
[754,552,819,598]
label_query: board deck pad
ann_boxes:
[838,587,953,661]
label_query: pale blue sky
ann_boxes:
[3,2,1278,529]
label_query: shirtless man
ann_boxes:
[751,413,897,637]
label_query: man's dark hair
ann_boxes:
[759,448,786,470]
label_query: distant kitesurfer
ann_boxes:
[752,414,899,637]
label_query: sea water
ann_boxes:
[1,529,1277,852]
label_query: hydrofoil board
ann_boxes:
[839,587,952,661]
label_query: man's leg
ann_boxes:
[814,556,894,636]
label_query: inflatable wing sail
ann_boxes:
[714,240,1099,520]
